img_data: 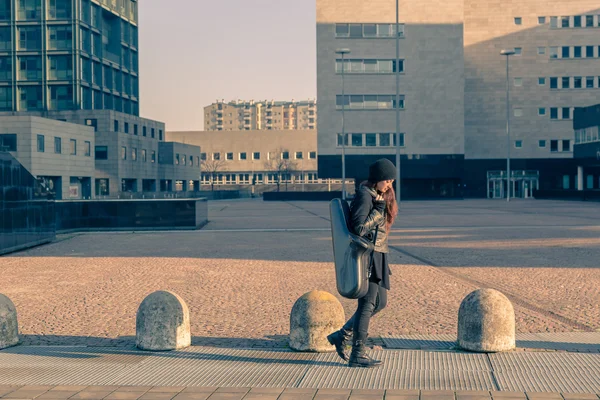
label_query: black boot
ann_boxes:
[327,329,352,361]
[348,340,383,368]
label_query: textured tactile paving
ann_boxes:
[0,345,599,393]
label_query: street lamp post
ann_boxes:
[395,0,401,204]
[336,48,350,200]
[501,49,516,202]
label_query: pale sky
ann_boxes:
[138,0,317,131]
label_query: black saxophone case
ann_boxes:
[329,198,375,299]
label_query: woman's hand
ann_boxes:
[375,194,384,201]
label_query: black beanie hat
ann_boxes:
[368,158,396,182]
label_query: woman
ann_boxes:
[327,158,398,368]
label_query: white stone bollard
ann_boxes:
[136,290,191,351]
[0,293,19,349]
[458,288,516,352]
[289,290,345,352]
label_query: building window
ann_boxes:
[351,134,363,146]
[151,128,155,138]
[574,76,582,89]
[85,119,98,131]
[514,47,522,55]
[549,47,558,59]
[95,145,108,160]
[200,152,207,161]
[133,124,138,135]
[513,77,522,86]
[513,108,523,117]
[393,133,405,147]
[561,46,570,58]
[121,146,126,160]
[336,94,403,110]
[563,175,570,189]
[561,16,570,28]
[335,23,405,38]
[538,108,546,116]
[239,152,247,160]
[562,139,570,152]
[586,15,594,27]
[336,58,405,74]
[213,152,220,160]
[294,151,303,159]
[550,16,558,28]
[550,108,558,119]
[514,17,522,25]
[515,140,522,148]
[84,141,91,156]
[379,133,391,146]
[151,151,156,163]
[175,153,179,164]
[550,77,558,89]
[337,133,348,147]
[574,16,581,27]
[309,151,317,159]
[586,76,595,88]
[37,134,44,152]
[142,126,146,137]
[537,47,546,55]
[538,77,546,85]
[124,122,129,133]
[252,152,260,160]
[95,178,109,196]
[114,120,119,132]
[141,149,146,162]
[54,137,61,153]
[282,151,290,160]
[159,130,163,140]
[538,16,546,24]
[538,140,546,148]
[562,77,570,89]
[550,140,558,152]
[0,134,17,151]
[562,107,571,119]
[365,133,377,146]
[574,46,582,58]
[182,154,186,165]
[586,46,594,58]
[226,152,233,160]
[70,139,76,155]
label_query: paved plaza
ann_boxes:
[1,199,599,347]
[1,199,600,394]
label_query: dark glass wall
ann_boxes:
[0,151,56,255]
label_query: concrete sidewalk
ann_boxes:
[0,334,599,396]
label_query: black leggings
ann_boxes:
[341,281,387,343]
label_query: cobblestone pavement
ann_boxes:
[0,199,599,347]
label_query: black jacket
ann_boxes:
[349,185,389,253]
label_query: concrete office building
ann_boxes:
[0,0,202,198]
[167,129,319,187]
[0,115,95,199]
[0,110,201,198]
[316,0,600,198]
[204,100,317,131]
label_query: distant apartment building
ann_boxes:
[204,100,317,131]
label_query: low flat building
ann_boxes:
[0,111,201,198]
[0,115,95,199]
[166,129,319,187]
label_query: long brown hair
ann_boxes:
[360,180,398,231]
